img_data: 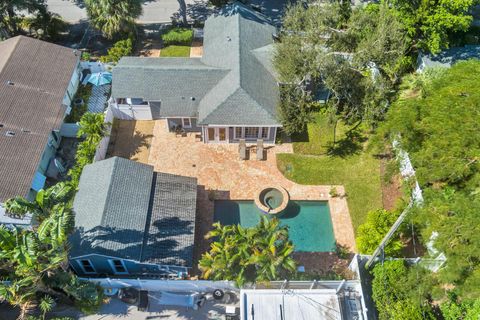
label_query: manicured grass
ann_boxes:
[291,112,350,156]
[160,45,190,57]
[277,113,383,233]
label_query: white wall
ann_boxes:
[93,106,114,162]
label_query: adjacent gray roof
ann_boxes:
[417,45,480,72]
[112,58,228,117]
[0,36,79,202]
[112,2,281,126]
[71,157,197,267]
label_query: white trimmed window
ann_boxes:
[108,259,128,274]
[244,127,259,139]
[78,259,96,274]
[235,127,243,139]
[182,118,191,128]
[260,127,269,139]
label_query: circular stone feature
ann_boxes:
[255,186,289,215]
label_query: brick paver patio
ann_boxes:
[147,120,356,268]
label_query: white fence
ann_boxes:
[93,106,114,162]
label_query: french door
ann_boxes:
[207,127,228,143]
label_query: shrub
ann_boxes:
[371,261,434,320]
[100,38,133,64]
[81,51,92,61]
[161,27,193,46]
[356,209,403,255]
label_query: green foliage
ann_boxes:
[85,0,142,39]
[64,85,92,123]
[391,0,477,53]
[274,2,409,133]
[199,216,296,287]
[161,27,193,46]
[39,295,54,320]
[380,61,480,189]
[68,112,109,188]
[20,12,68,40]
[441,298,480,320]
[81,51,92,61]
[0,0,49,35]
[356,209,403,255]
[371,260,434,320]
[379,60,480,304]
[99,38,133,64]
[160,45,191,57]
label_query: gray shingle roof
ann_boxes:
[111,2,281,126]
[0,36,79,202]
[112,57,228,117]
[71,157,197,267]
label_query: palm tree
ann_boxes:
[77,112,109,146]
[0,0,48,35]
[199,216,296,286]
[84,0,142,39]
[4,182,73,222]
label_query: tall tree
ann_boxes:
[0,0,48,35]
[84,0,142,39]
[391,0,478,53]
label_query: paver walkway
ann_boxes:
[107,120,155,164]
[147,120,356,263]
[87,84,110,113]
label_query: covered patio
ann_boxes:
[147,120,356,269]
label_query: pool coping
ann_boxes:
[212,184,356,253]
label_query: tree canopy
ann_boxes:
[199,216,296,286]
[391,0,478,53]
[377,60,480,307]
[85,0,142,39]
[274,2,409,134]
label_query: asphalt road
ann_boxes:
[46,0,205,23]
[46,0,287,24]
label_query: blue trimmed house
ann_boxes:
[70,157,197,278]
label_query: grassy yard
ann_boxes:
[160,45,190,57]
[277,113,383,233]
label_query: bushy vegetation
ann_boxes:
[372,60,480,316]
[100,38,133,64]
[161,27,193,46]
[199,216,296,286]
[356,209,403,255]
[64,85,92,123]
[0,113,109,318]
[371,260,435,319]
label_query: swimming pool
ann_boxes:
[214,200,336,252]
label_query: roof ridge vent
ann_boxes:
[6,80,14,86]
[5,131,15,137]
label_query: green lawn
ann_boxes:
[277,113,383,233]
[160,45,190,57]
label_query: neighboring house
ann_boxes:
[70,157,197,278]
[0,36,81,224]
[110,3,281,144]
[417,45,480,72]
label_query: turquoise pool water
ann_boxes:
[214,200,336,252]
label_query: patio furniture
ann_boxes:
[239,139,247,160]
[256,139,265,161]
[195,133,203,141]
[87,72,112,86]
[174,125,186,137]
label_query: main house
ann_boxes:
[70,157,197,278]
[0,36,80,224]
[110,3,280,143]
